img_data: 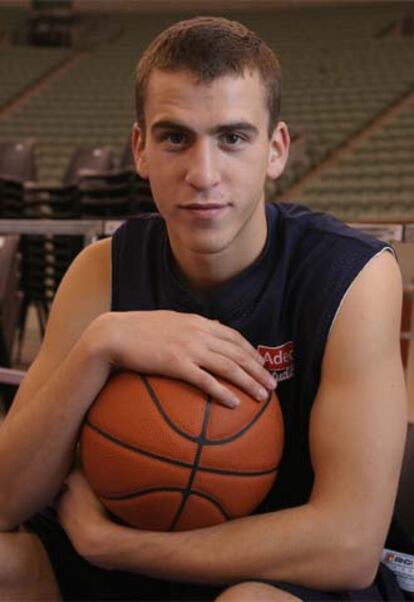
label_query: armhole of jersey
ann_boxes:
[328,246,395,339]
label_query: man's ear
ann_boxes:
[266,121,290,180]
[132,122,149,179]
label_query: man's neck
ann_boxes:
[165,197,269,293]
[171,229,268,295]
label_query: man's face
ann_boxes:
[133,69,289,269]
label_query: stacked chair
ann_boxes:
[77,139,154,218]
[0,234,21,368]
[78,169,138,219]
[14,143,115,357]
[0,177,26,219]
[0,234,22,410]
[0,138,37,183]
[0,141,28,380]
[0,138,156,363]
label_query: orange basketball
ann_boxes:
[80,371,284,531]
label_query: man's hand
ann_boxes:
[57,470,114,569]
[95,310,276,408]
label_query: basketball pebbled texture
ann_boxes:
[80,371,284,531]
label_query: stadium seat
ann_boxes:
[16,233,83,361]
[0,139,37,182]
[63,145,114,185]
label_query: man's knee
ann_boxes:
[215,581,303,601]
[0,530,36,582]
[0,529,59,600]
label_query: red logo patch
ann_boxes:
[258,341,294,382]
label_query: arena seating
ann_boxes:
[296,103,414,221]
[0,45,70,109]
[0,6,25,41]
[0,2,412,222]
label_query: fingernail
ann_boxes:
[256,388,269,401]
[227,396,240,408]
[267,375,278,389]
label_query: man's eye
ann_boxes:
[222,133,243,146]
[166,132,187,145]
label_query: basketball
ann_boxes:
[80,371,284,531]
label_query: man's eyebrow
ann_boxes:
[212,122,259,136]
[151,120,259,136]
[151,120,192,134]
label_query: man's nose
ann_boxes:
[185,139,220,191]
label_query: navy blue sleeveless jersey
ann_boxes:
[111,202,390,514]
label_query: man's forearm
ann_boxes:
[0,327,110,529]
[91,502,377,591]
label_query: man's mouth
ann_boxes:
[178,202,229,216]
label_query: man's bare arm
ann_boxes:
[61,251,407,591]
[0,238,113,527]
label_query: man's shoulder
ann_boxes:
[269,202,387,256]
[269,203,391,346]
[112,212,165,252]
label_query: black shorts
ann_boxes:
[25,508,409,601]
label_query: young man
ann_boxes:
[0,16,408,601]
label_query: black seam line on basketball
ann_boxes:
[140,374,274,445]
[100,486,231,519]
[84,420,278,476]
[140,374,201,444]
[170,392,213,531]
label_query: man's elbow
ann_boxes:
[335,537,382,590]
[0,506,20,532]
[0,489,29,532]
[312,545,380,591]
[343,559,378,591]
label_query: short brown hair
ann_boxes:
[135,16,282,137]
